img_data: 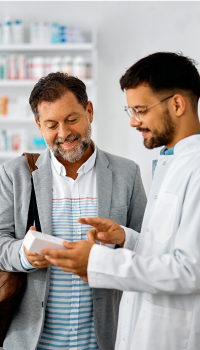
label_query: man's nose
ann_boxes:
[130,115,142,128]
[58,124,70,139]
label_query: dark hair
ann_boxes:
[29,72,88,120]
[120,52,200,110]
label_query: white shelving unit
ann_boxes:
[0,31,97,163]
[0,117,34,123]
[0,79,94,87]
[0,43,94,51]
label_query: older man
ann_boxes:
[0,72,146,350]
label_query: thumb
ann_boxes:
[97,232,107,240]
[29,226,36,231]
[87,229,97,244]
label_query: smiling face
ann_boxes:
[36,91,93,162]
[126,85,177,149]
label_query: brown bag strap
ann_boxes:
[23,153,40,174]
[23,152,41,232]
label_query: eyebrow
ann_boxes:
[44,112,79,123]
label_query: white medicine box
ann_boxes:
[23,230,67,254]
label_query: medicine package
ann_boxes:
[23,230,67,254]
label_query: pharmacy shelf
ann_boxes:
[0,43,94,51]
[0,117,34,123]
[0,79,94,87]
[0,150,42,158]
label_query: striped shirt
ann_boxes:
[20,147,99,349]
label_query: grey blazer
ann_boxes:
[0,147,146,350]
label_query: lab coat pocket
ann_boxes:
[131,300,192,350]
[154,192,178,243]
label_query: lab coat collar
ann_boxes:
[161,134,200,157]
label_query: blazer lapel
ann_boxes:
[96,148,112,218]
[32,148,53,235]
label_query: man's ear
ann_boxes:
[172,94,186,117]
[86,101,93,123]
[35,117,44,137]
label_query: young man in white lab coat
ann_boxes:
[42,52,200,350]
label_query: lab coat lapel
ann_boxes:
[32,148,52,235]
[96,148,112,218]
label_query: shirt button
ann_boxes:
[73,280,77,284]
[74,230,79,235]
[73,206,77,210]
[154,195,157,199]
[71,326,76,332]
[73,182,76,187]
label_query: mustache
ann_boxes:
[136,127,150,132]
[54,134,80,145]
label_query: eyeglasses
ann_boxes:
[124,95,174,122]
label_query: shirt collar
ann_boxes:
[160,147,174,155]
[50,141,96,176]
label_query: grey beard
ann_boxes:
[48,123,92,163]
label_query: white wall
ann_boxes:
[1,1,200,194]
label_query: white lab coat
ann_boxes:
[88,134,200,350]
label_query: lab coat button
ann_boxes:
[154,195,157,199]
[147,228,149,232]
[163,161,166,165]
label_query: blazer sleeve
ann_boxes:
[0,163,33,273]
[126,164,147,233]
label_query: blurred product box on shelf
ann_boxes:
[0,55,8,79]
[32,56,44,80]
[0,95,32,118]
[8,55,16,79]
[0,128,28,151]
[32,137,46,150]
[0,129,46,152]
[0,22,2,44]
[73,56,86,79]
[30,22,84,44]
[0,17,24,44]
[0,54,92,80]
[2,17,12,44]
[0,17,86,45]
[12,20,24,44]
[0,96,9,115]
[61,56,72,74]
[18,55,26,79]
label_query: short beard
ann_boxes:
[47,121,92,163]
[137,108,176,149]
